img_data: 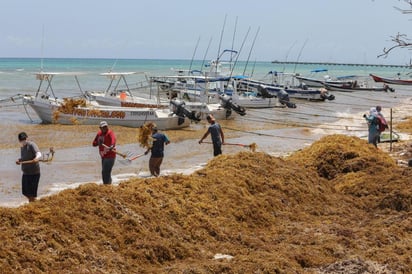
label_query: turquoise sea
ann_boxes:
[1,57,411,97]
[0,57,411,207]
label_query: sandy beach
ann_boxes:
[0,82,411,273]
[1,85,412,207]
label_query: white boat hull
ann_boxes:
[23,96,190,129]
[91,93,237,120]
[231,94,281,108]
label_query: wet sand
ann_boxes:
[1,87,412,207]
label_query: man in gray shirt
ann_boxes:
[15,132,42,203]
[199,114,225,156]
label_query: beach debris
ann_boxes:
[213,253,234,260]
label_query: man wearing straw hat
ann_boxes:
[199,114,225,156]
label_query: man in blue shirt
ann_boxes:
[199,114,225,156]
[145,126,170,177]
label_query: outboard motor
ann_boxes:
[278,89,297,108]
[319,88,335,101]
[170,99,201,125]
[219,94,246,116]
[258,85,296,108]
[257,85,276,98]
[383,84,395,92]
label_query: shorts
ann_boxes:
[22,174,40,198]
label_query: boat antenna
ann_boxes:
[109,39,129,72]
[230,16,238,71]
[243,26,260,76]
[40,25,45,72]
[109,59,119,73]
[293,38,308,73]
[250,58,257,78]
[216,14,227,73]
[228,26,251,79]
[189,36,201,75]
[200,37,213,74]
[282,40,297,73]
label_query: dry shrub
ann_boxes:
[0,135,410,273]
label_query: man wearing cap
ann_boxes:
[15,132,42,202]
[92,121,117,184]
[144,125,170,177]
[199,114,225,156]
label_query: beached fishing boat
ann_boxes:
[294,68,357,88]
[229,80,296,108]
[324,83,395,92]
[370,73,412,85]
[22,72,198,129]
[235,76,335,101]
[89,72,246,120]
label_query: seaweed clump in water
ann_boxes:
[0,134,410,273]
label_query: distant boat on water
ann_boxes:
[370,73,412,86]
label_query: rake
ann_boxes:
[202,141,257,152]
[102,144,128,158]
[102,144,146,163]
[18,147,55,164]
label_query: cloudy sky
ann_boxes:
[1,0,411,65]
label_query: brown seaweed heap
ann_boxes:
[52,98,88,123]
[137,122,156,149]
[0,135,410,273]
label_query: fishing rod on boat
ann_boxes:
[199,37,213,74]
[242,26,260,76]
[188,36,201,75]
[227,26,251,81]
[282,41,297,73]
[215,14,227,74]
[230,16,238,72]
[293,38,308,74]
[249,59,257,78]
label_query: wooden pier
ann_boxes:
[271,61,410,68]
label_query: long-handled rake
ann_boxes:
[102,144,146,164]
[102,144,128,158]
[18,147,55,164]
[202,141,257,152]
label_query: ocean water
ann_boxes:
[1,57,412,207]
[1,57,411,96]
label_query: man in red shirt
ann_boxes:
[92,121,117,184]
